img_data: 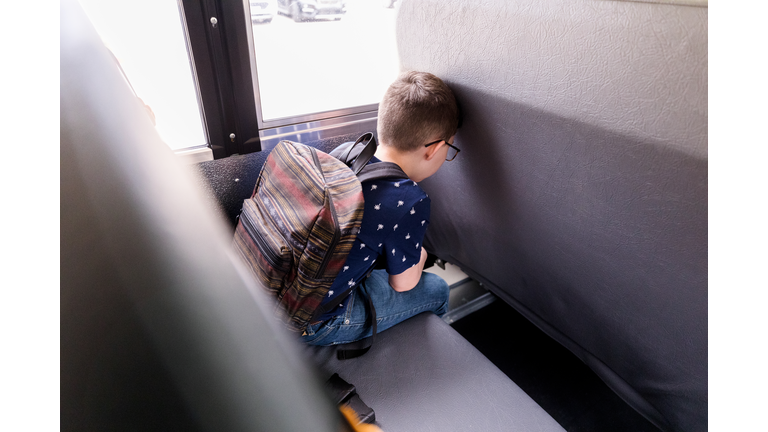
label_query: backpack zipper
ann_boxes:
[310,148,342,279]
[317,194,341,279]
[240,205,284,269]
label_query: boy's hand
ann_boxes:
[388,247,429,292]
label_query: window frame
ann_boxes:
[180,0,380,159]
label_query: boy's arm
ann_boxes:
[382,192,431,292]
[388,247,428,292]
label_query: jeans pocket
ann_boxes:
[302,316,340,345]
[304,321,321,337]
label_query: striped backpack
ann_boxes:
[233,133,406,335]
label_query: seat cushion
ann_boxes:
[306,312,565,432]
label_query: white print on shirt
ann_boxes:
[364,256,369,261]
[371,184,378,191]
[421,220,426,226]
[394,182,400,187]
[397,200,404,207]
[410,207,416,215]
[378,243,383,248]
[416,242,420,249]
[377,224,384,231]
[360,243,366,249]
[348,279,355,287]
[413,181,417,186]
[328,290,334,296]
[374,203,381,210]
[393,224,399,231]
[405,233,411,240]
[343,266,349,272]
[391,248,396,256]
[402,255,407,262]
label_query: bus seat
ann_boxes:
[61,0,564,431]
[397,0,708,431]
[61,1,342,430]
[308,312,565,432]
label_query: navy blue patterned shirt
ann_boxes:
[316,158,431,321]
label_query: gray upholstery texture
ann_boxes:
[396,0,707,431]
[309,313,566,432]
[61,1,343,430]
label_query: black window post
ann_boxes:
[180,0,261,158]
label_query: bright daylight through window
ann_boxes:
[77,0,206,151]
[249,0,401,122]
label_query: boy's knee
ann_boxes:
[421,272,450,299]
[420,272,450,316]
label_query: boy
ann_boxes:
[301,71,461,346]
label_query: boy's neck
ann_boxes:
[374,145,423,182]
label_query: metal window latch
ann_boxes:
[229,133,236,142]
[210,17,218,28]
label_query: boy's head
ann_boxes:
[377,71,459,152]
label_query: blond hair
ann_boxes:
[377,71,459,152]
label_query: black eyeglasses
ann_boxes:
[425,139,461,161]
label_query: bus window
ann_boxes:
[247,0,400,125]
[77,0,207,152]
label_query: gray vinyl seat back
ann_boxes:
[60,1,342,430]
[397,0,707,431]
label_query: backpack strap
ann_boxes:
[310,285,354,321]
[357,162,407,183]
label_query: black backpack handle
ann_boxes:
[331,133,378,175]
[330,133,408,181]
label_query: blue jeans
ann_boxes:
[301,270,449,346]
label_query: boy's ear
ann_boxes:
[424,141,443,161]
